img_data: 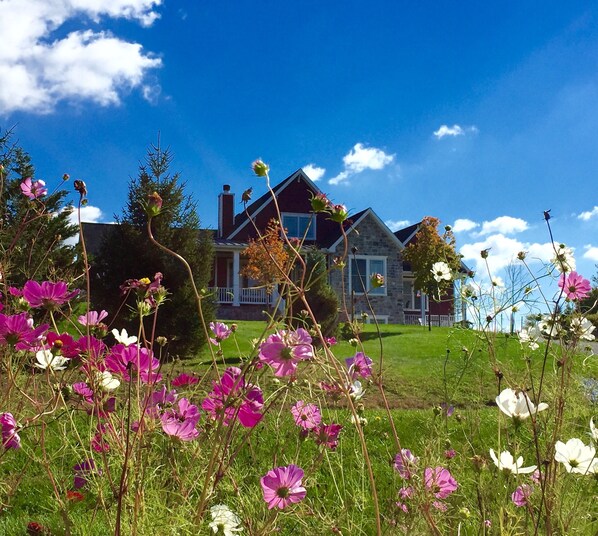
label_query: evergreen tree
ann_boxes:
[91,141,214,357]
[0,128,79,287]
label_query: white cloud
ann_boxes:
[583,245,598,261]
[384,219,410,232]
[578,206,598,221]
[302,163,326,182]
[460,233,554,275]
[0,0,162,114]
[328,143,395,186]
[478,216,528,236]
[433,124,478,140]
[63,204,107,245]
[452,218,479,233]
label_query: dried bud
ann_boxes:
[63,173,70,181]
[251,159,269,177]
[73,179,87,197]
[156,336,168,347]
[242,187,253,202]
[480,248,490,259]
[230,323,238,332]
[517,251,527,261]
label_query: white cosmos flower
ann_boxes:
[538,314,562,338]
[518,328,540,351]
[350,380,365,400]
[431,261,451,282]
[554,438,596,474]
[496,388,548,421]
[34,349,69,371]
[570,317,596,341]
[97,371,120,392]
[208,504,243,535]
[111,328,137,346]
[551,243,575,273]
[489,449,537,474]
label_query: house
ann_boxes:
[211,168,456,326]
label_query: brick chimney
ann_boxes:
[218,184,235,238]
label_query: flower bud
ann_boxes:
[370,273,384,289]
[310,192,331,213]
[146,191,163,218]
[74,179,87,197]
[480,249,490,259]
[251,159,269,177]
[63,173,70,181]
[329,204,349,223]
[517,251,527,260]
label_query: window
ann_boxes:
[350,256,386,295]
[282,213,316,240]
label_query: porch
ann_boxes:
[208,286,271,305]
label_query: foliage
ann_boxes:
[240,218,290,292]
[402,216,462,301]
[0,128,79,286]
[90,141,214,357]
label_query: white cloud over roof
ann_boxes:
[384,219,410,232]
[302,163,326,182]
[452,218,479,233]
[328,143,394,185]
[0,0,162,114]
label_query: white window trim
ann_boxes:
[403,276,429,311]
[281,212,316,240]
[358,313,389,324]
[349,255,387,296]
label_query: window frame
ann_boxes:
[349,255,387,296]
[403,276,429,311]
[281,212,316,240]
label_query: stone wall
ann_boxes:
[328,212,404,324]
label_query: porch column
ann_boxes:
[232,250,240,307]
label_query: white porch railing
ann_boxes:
[404,313,455,327]
[208,287,270,305]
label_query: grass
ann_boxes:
[1,321,597,535]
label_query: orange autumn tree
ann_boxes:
[241,218,291,292]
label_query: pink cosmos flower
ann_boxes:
[259,328,314,377]
[394,449,419,479]
[73,459,100,489]
[105,344,162,383]
[511,484,533,507]
[558,271,591,301]
[73,382,94,403]
[424,466,458,499]
[145,385,178,418]
[202,367,263,428]
[209,321,232,345]
[0,412,21,449]
[20,177,47,199]
[78,310,108,326]
[325,336,337,346]
[0,312,48,350]
[291,400,322,430]
[345,352,373,380]
[313,423,343,450]
[160,398,200,441]
[45,332,79,358]
[260,464,307,509]
[444,449,456,459]
[171,373,200,387]
[23,280,79,310]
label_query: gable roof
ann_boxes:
[394,222,420,246]
[325,207,404,252]
[228,169,322,240]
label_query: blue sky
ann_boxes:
[2,0,598,306]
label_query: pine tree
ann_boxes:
[0,128,79,287]
[91,141,214,357]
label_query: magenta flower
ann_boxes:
[291,400,322,430]
[260,464,307,509]
[511,484,533,507]
[0,312,48,350]
[313,423,343,450]
[78,310,108,326]
[394,449,419,479]
[345,352,373,380]
[145,385,178,418]
[105,344,162,383]
[558,271,591,301]
[0,412,21,449]
[73,459,100,489]
[209,321,232,345]
[171,373,200,387]
[259,328,314,377]
[20,177,47,199]
[202,367,263,428]
[160,398,200,441]
[23,280,79,310]
[46,332,79,358]
[444,449,456,459]
[424,466,458,499]
[73,382,94,403]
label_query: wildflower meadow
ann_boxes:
[0,160,597,536]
